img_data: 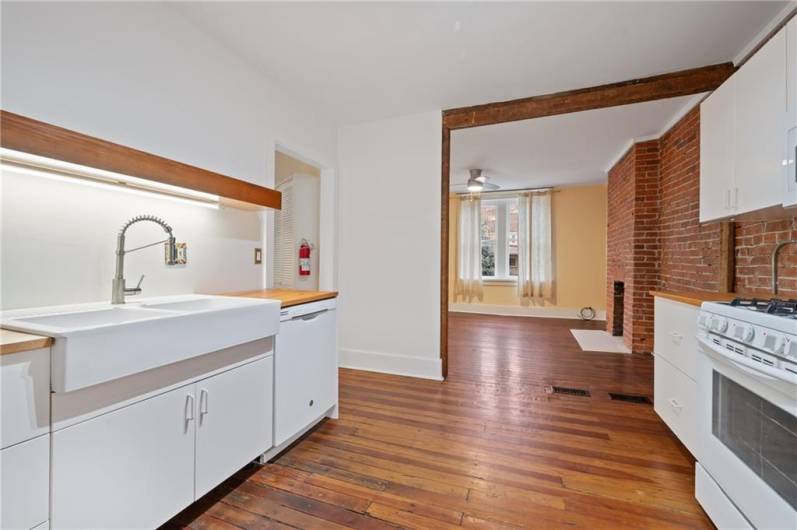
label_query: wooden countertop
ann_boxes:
[224,289,338,308]
[0,329,53,355]
[650,290,739,307]
[651,290,783,307]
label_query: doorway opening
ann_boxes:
[273,150,321,291]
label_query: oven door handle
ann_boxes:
[697,334,797,386]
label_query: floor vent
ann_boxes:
[546,386,591,397]
[609,393,652,405]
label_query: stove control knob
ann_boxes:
[740,325,755,343]
[711,317,729,333]
[785,339,797,359]
[774,336,787,355]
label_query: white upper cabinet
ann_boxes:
[700,77,735,222]
[786,17,797,207]
[734,29,787,214]
[788,17,797,131]
[700,25,788,221]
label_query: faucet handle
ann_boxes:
[125,275,144,296]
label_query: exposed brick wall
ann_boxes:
[606,141,659,353]
[658,107,725,292]
[606,147,635,348]
[736,218,797,296]
[630,141,660,353]
[607,106,797,354]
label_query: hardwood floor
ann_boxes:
[163,313,711,529]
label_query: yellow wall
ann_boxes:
[449,183,607,311]
[275,150,320,186]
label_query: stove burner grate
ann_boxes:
[729,298,797,317]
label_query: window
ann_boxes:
[481,198,519,280]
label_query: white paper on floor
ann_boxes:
[570,329,631,354]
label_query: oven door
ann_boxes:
[697,334,797,529]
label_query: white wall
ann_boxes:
[0,1,337,309]
[337,111,442,380]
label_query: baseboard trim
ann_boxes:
[449,303,607,321]
[339,348,443,381]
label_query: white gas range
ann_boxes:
[696,298,797,530]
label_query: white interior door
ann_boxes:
[195,356,273,498]
[734,28,787,213]
[52,385,195,529]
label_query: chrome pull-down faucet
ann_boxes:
[112,215,178,304]
[771,239,797,295]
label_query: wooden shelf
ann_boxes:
[0,110,281,210]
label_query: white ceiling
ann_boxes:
[174,1,787,124]
[450,94,701,191]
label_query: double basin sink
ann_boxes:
[1,295,280,392]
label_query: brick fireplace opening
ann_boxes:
[611,281,624,336]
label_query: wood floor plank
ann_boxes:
[162,314,711,529]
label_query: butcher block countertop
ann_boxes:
[224,288,338,308]
[0,328,53,355]
[650,290,740,307]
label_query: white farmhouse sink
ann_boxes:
[1,295,280,392]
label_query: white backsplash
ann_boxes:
[1,168,264,310]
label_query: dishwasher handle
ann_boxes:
[292,308,329,321]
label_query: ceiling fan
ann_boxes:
[463,169,500,192]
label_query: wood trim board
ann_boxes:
[0,111,281,209]
[442,63,734,130]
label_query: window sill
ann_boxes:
[483,277,518,286]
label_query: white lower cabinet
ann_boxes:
[51,354,274,530]
[195,356,273,498]
[52,382,195,530]
[1,347,50,449]
[0,435,49,530]
[654,354,698,457]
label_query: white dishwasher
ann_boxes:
[273,297,337,447]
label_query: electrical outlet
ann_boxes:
[254,247,262,264]
[166,242,188,265]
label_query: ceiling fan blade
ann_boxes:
[482,182,500,190]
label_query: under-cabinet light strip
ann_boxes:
[0,148,220,209]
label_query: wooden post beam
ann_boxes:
[442,62,735,130]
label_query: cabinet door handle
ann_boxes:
[185,394,195,422]
[199,388,209,417]
[733,187,739,209]
[668,398,683,414]
[725,189,731,210]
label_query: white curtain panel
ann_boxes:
[456,196,483,302]
[517,191,553,302]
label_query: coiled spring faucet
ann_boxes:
[112,215,178,304]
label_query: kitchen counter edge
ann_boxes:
[224,289,338,308]
[0,328,53,355]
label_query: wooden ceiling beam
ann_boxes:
[0,110,281,209]
[442,62,735,130]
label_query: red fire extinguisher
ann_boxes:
[299,239,311,276]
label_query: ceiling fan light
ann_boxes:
[466,178,483,192]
